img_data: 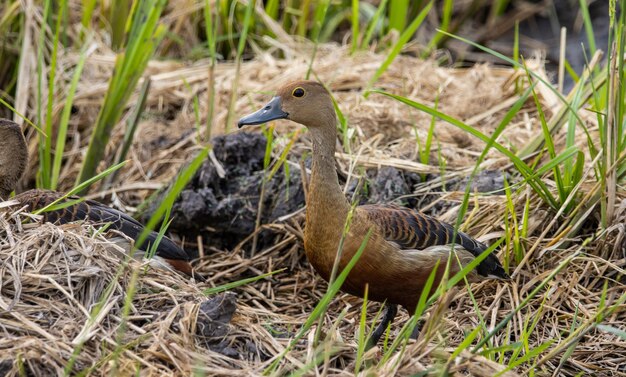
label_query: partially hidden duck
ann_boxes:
[0,119,201,280]
[238,81,508,346]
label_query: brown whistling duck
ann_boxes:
[0,118,202,280]
[238,81,508,346]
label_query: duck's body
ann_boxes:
[306,204,493,311]
[0,119,199,279]
[238,81,507,345]
[301,105,504,312]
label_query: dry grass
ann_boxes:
[4,34,626,377]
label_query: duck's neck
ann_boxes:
[305,125,350,242]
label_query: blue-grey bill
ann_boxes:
[237,96,289,128]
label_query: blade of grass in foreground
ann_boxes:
[0,99,44,134]
[110,0,131,50]
[354,286,369,374]
[203,0,219,140]
[35,0,52,168]
[305,0,330,79]
[424,0,452,56]
[104,78,151,189]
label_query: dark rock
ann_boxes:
[368,166,421,204]
[453,169,508,194]
[345,166,420,207]
[196,292,241,358]
[196,292,238,339]
[140,132,305,251]
[245,340,271,361]
[209,341,239,358]
[0,360,12,376]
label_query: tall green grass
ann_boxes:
[38,0,60,189]
[109,0,131,50]
[305,0,330,79]
[77,0,167,191]
[388,0,408,32]
[224,0,254,132]
[204,0,219,140]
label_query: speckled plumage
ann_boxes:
[0,119,197,278]
[360,203,506,278]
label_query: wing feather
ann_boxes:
[359,203,507,279]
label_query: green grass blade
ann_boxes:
[579,0,597,54]
[365,1,432,92]
[371,88,559,209]
[305,0,330,79]
[297,0,312,37]
[224,0,254,132]
[77,0,167,191]
[51,42,94,190]
[204,0,219,140]
[104,78,151,189]
[134,147,209,251]
[0,98,44,134]
[354,286,369,374]
[424,0,452,55]
[472,246,582,352]
[350,0,359,53]
[33,161,127,215]
[361,0,388,49]
[388,0,408,32]
[80,0,97,40]
[265,0,279,20]
[110,0,131,50]
[203,269,285,295]
[41,0,66,189]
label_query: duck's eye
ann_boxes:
[292,87,305,97]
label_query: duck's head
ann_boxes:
[0,119,28,199]
[238,80,336,129]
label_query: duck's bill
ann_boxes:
[237,96,289,128]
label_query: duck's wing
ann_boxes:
[14,190,193,274]
[359,203,508,279]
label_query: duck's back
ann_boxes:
[359,204,507,279]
